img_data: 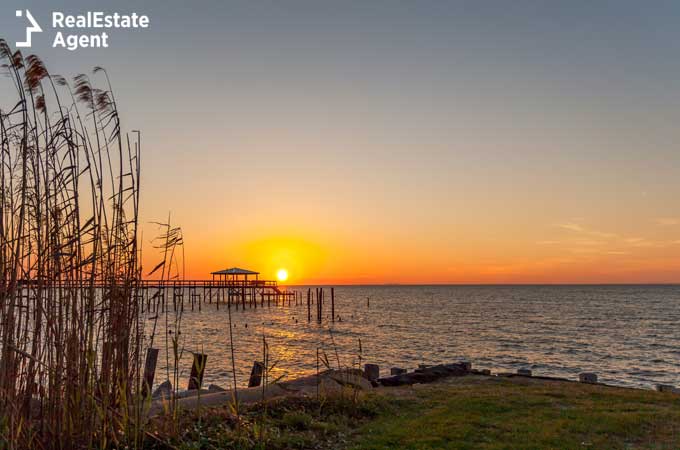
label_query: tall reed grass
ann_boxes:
[0,40,146,448]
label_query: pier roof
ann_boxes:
[211,267,260,275]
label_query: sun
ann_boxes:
[276,268,289,282]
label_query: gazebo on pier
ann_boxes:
[206,266,289,307]
[210,267,260,284]
[132,266,298,312]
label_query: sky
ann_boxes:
[2,0,680,284]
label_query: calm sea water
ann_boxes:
[146,285,680,390]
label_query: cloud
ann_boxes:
[556,223,617,239]
[656,218,680,226]
[552,221,669,252]
[558,223,585,232]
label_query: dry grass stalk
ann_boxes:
[0,40,145,448]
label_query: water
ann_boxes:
[146,285,680,390]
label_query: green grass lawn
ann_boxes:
[146,375,680,450]
[352,376,680,450]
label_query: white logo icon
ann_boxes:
[16,10,43,48]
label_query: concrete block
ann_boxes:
[390,367,407,376]
[364,363,380,381]
[656,384,677,393]
[579,372,598,384]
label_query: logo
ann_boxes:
[13,9,150,52]
[15,10,43,48]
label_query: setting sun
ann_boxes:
[277,268,289,282]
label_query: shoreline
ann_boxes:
[145,364,680,449]
[149,361,679,416]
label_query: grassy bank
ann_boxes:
[146,376,680,449]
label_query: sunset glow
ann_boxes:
[277,268,289,282]
[74,2,680,286]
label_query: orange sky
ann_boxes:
[54,1,676,286]
[140,214,680,284]
[4,2,680,284]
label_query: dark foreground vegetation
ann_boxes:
[144,376,680,450]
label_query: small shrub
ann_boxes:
[280,411,313,430]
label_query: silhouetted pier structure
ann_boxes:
[16,268,337,318]
[136,267,297,313]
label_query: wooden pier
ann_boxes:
[135,267,300,313]
[16,267,338,319]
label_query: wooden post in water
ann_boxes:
[142,348,159,397]
[307,289,311,322]
[248,361,265,387]
[188,353,208,390]
[331,287,335,322]
[172,283,177,312]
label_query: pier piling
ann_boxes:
[142,348,159,397]
[188,353,208,390]
[248,361,265,387]
[331,287,335,322]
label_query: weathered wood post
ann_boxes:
[142,348,160,397]
[248,361,265,387]
[317,288,321,323]
[331,287,335,322]
[188,353,208,390]
[307,289,311,322]
[100,341,114,387]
